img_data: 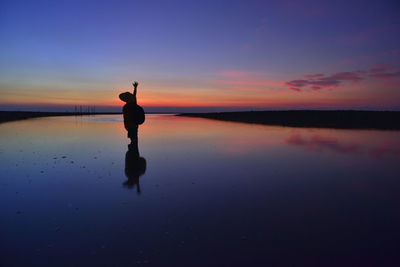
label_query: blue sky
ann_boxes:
[1,0,400,111]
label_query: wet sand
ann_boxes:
[179,110,400,130]
[1,114,400,266]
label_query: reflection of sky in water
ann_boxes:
[1,115,400,265]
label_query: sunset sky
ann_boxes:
[1,0,400,112]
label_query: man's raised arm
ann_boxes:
[132,81,138,96]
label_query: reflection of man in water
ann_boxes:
[124,147,146,193]
[119,81,145,150]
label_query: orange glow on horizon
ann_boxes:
[1,75,400,110]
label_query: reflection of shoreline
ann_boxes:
[179,110,400,130]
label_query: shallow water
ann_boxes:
[1,114,400,266]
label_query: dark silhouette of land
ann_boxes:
[0,111,121,123]
[3,110,400,130]
[178,110,400,130]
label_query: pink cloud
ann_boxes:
[367,64,400,81]
[286,79,309,88]
[371,72,400,80]
[220,65,400,95]
[328,71,363,82]
[284,67,394,92]
[304,74,324,79]
[369,67,400,80]
[284,72,351,90]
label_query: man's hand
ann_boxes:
[132,81,139,88]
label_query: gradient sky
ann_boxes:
[1,0,400,112]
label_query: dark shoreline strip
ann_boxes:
[178,110,400,130]
[0,111,121,123]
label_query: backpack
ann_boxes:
[135,105,145,125]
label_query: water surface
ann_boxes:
[1,115,400,266]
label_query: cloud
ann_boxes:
[369,63,388,73]
[327,71,363,82]
[365,64,400,86]
[309,79,340,87]
[285,65,400,92]
[304,74,324,79]
[371,71,400,80]
[221,66,400,94]
[286,79,309,87]
[369,66,400,80]
[285,71,363,91]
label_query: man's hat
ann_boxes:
[119,92,136,103]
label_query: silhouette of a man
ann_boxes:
[119,82,145,150]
